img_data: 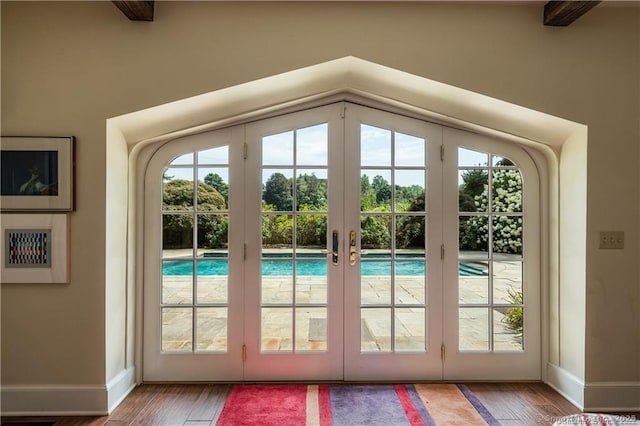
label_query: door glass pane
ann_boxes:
[361,262,391,305]
[262,214,293,252]
[361,215,391,253]
[361,125,391,166]
[458,169,488,213]
[296,170,328,211]
[459,307,489,351]
[492,169,522,213]
[197,214,228,257]
[263,170,294,211]
[295,261,327,304]
[162,307,192,352]
[198,168,229,211]
[163,167,194,211]
[196,307,227,351]
[296,124,328,166]
[396,216,425,254]
[296,307,327,351]
[261,307,293,351]
[458,261,488,304]
[169,153,193,165]
[361,308,391,352]
[163,214,193,254]
[395,133,425,167]
[263,131,293,165]
[198,146,228,164]
[361,170,392,212]
[395,264,426,305]
[459,215,489,259]
[458,147,488,167]
[493,308,523,351]
[261,261,293,304]
[296,214,327,247]
[493,216,523,258]
[493,261,523,304]
[395,170,425,211]
[162,261,193,304]
[395,308,425,351]
[196,261,228,304]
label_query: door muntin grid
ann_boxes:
[457,147,525,352]
[260,123,330,353]
[161,146,230,353]
[359,124,428,353]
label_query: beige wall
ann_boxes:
[1,0,638,391]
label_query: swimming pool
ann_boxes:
[162,258,486,276]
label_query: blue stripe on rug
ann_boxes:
[329,385,411,426]
[457,384,501,426]
[405,384,437,426]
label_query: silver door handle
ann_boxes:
[331,230,339,265]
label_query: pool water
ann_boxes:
[162,258,486,276]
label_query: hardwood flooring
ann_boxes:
[1,382,637,425]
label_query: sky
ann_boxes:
[165,124,511,188]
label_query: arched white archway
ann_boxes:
[105,57,587,410]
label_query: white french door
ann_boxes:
[143,101,540,382]
[342,105,443,380]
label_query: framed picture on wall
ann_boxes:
[0,214,69,284]
[0,136,75,211]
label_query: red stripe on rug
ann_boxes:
[318,384,332,426]
[217,384,307,426]
[394,384,425,426]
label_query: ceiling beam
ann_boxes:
[544,1,601,26]
[112,1,154,22]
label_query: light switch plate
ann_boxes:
[599,231,624,249]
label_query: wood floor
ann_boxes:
[0,382,626,425]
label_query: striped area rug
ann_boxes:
[216,383,499,425]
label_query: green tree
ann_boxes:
[360,175,377,211]
[296,173,327,210]
[396,191,425,249]
[372,175,391,205]
[162,179,227,249]
[203,173,228,204]
[361,215,391,249]
[263,173,293,211]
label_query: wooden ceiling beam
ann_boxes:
[113,1,154,22]
[544,1,601,26]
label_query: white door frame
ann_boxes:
[142,127,245,381]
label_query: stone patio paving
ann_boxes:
[160,260,523,353]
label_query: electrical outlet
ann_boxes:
[599,231,624,249]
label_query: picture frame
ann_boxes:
[0,136,75,211]
[0,214,69,284]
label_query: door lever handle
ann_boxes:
[331,230,339,265]
[349,230,358,266]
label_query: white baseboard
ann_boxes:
[107,366,137,414]
[545,362,585,410]
[0,367,137,416]
[0,385,108,416]
[584,381,640,412]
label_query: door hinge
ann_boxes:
[440,145,444,161]
[440,244,445,260]
[243,142,248,160]
[441,344,445,361]
[242,344,247,362]
[243,243,247,260]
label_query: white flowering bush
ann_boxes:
[460,169,523,255]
